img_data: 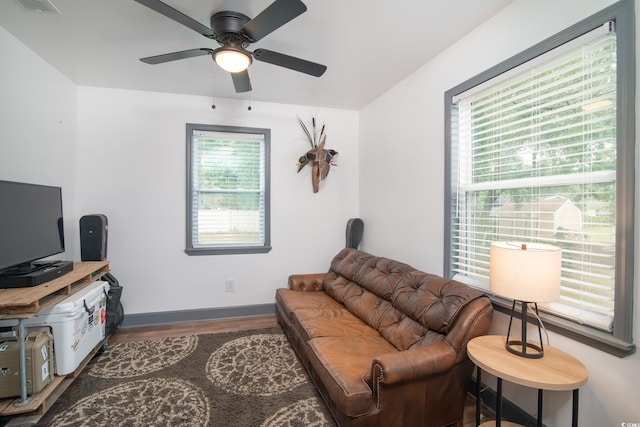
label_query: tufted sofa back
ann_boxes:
[322,248,487,351]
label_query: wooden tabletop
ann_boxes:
[467,335,588,391]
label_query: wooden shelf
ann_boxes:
[0,376,65,416]
[0,261,109,317]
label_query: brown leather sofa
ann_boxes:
[276,248,493,427]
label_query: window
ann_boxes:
[445,0,635,356]
[186,124,271,255]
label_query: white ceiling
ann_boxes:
[0,0,512,110]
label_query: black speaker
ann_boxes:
[80,214,108,261]
[346,218,364,249]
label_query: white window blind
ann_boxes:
[189,129,266,250]
[450,24,617,331]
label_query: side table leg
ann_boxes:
[476,367,482,426]
[15,319,33,407]
[496,378,502,427]
[537,389,543,427]
[572,389,579,427]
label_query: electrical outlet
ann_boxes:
[225,279,235,293]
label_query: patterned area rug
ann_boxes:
[37,327,337,427]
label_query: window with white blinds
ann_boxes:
[445,0,635,356]
[186,124,271,255]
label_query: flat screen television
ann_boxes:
[0,180,66,275]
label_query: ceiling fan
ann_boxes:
[133,0,327,93]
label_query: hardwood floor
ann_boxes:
[108,315,278,344]
[109,315,483,427]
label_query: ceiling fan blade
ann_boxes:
[253,49,326,77]
[140,48,214,64]
[241,0,307,42]
[134,0,214,38]
[231,70,252,93]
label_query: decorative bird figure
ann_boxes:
[296,116,338,193]
[320,149,338,180]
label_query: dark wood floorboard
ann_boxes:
[108,315,278,344]
[109,315,483,427]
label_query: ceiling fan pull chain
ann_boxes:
[211,63,217,110]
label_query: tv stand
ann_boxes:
[0,261,73,288]
[0,261,109,421]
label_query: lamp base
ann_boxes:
[505,301,545,359]
[505,339,544,359]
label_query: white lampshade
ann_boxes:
[214,49,252,73]
[489,242,562,303]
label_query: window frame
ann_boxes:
[185,123,271,256]
[444,0,635,357]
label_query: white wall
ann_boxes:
[359,0,639,425]
[1,23,359,317]
[75,87,359,314]
[0,26,79,260]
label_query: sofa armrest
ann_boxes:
[372,341,457,386]
[288,273,327,291]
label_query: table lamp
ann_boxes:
[489,242,562,358]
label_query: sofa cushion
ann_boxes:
[275,288,343,321]
[293,308,379,342]
[324,249,415,300]
[307,335,397,418]
[390,270,484,334]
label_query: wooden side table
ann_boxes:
[467,335,588,427]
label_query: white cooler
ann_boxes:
[9,281,109,375]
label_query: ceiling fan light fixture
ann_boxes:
[214,48,252,73]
